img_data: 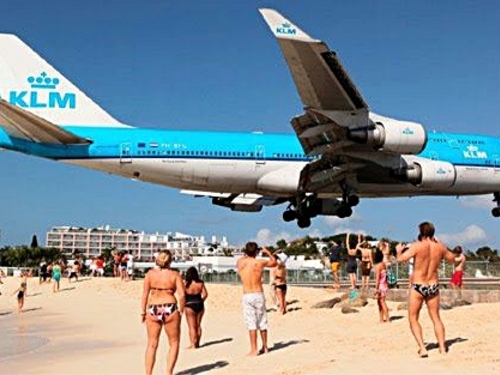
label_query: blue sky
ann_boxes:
[1,0,500,250]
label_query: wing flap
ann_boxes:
[0,99,91,144]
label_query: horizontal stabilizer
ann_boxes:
[0,99,91,144]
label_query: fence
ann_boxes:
[198,260,499,285]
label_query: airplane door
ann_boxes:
[120,143,132,163]
[255,145,266,165]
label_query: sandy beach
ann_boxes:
[1,276,499,375]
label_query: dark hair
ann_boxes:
[185,266,203,288]
[244,242,259,257]
[418,222,435,240]
[453,245,463,255]
[374,248,384,264]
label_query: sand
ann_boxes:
[0,275,499,375]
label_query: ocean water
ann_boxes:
[0,314,50,361]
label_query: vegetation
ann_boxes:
[0,246,64,268]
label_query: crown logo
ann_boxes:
[27,72,60,89]
[282,23,291,28]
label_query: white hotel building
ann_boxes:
[45,225,230,261]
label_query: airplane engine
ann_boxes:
[348,118,427,154]
[398,159,457,189]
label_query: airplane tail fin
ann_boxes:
[0,34,126,127]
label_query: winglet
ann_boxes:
[259,8,320,43]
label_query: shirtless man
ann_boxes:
[396,222,455,357]
[450,246,466,298]
[236,242,277,356]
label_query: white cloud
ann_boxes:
[322,212,365,236]
[253,228,295,247]
[252,227,326,247]
[439,224,487,248]
[459,195,492,209]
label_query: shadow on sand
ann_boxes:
[177,360,229,375]
[426,337,468,352]
[271,339,310,352]
[200,337,233,348]
[0,311,13,316]
[57,287,76,293]
[389,315,405,322]
[21,307,42,313]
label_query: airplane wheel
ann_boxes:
[297,216,311,228]
[337,206,353,218]
[492,207,500,218]
[346,195,359,207]
[283,210,297,222]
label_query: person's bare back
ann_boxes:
[237,245,277,293]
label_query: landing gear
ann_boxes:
[297,216,311,228]
[282,209,297,222]
[281,184,360,228]
[492,192,500,217]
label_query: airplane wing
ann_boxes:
[0,99,91,144]
[259,9,427,194]
[259,8,368,113]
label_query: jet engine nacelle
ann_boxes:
[348,116,427,154]
[399,159,457,189]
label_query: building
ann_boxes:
[45,225,230,261]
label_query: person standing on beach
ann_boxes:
[141,250,185,375]
[273,258,288,315]
[12,272,27,312]
[237,242,278,356]
[359,241,373,291]
[346,233,360,289]
[328,242,342,289]
[184,266,208,349]
[374,248,389,323]
[52,262,62,293]
[396,222,455,357]
[450,246,466,298]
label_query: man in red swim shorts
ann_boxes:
[450,246,466,297]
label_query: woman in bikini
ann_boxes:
[374,248,390,323]
[184,266,208,349]
[274,260,288,314]
[346,233,360,289]
[141,250,185,375]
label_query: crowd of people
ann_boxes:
[1,221,469,374]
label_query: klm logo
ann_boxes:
[9,72,76,109]
[463,145,487,159]
[276,23,297,36]
[402,127,414,135]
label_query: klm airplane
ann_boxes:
[0,9,499,228]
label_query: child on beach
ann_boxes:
[12,274,27,312]
[374,249,390,323]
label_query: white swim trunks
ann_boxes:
[242,292,268,330]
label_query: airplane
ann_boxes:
[0,8,500,229]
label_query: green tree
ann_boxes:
[276,239,287,249]
[30,235,39,248]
